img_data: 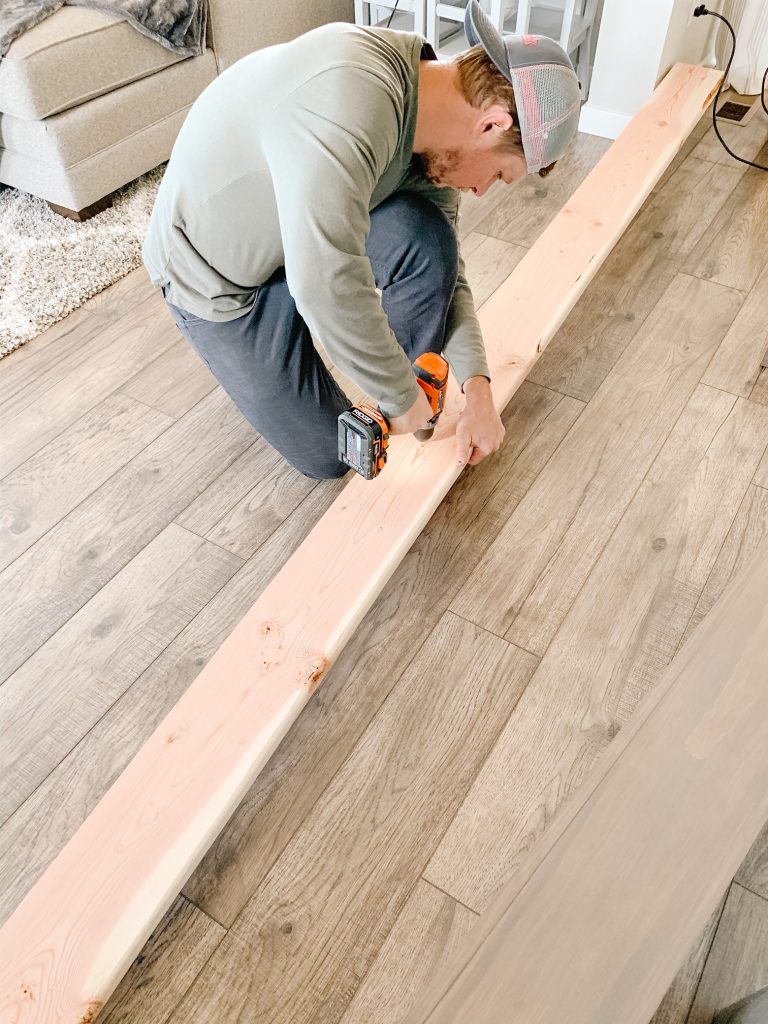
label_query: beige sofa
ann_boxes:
[0,0,353,218]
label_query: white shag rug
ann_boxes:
[0,165,164,358]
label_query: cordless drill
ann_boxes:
[337,352,449,480]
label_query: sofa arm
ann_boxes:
[207,0,354,73]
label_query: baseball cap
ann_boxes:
[464,0,581,173]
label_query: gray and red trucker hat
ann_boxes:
[464,0,581,173]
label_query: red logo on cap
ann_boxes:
[522,34,538,44]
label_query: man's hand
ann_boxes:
[387,388,433,436]
[455,376,504,467]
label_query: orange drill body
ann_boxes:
[337,352,449,479]
[412,351,449,441]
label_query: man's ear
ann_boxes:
[476,103,514,138]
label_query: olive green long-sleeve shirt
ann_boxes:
[143,22,489,417]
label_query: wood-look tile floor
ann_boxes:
[2,114,768,1023]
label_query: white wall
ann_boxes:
[658,0,721,76]
[728,0,768,94]
[580,0,720,139]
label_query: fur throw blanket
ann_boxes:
[1,0,206,58]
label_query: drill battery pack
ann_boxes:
[337,353,449,480]
[337,404,390,480]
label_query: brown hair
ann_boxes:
[455,44,556,178]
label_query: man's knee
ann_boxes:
[371,193,459,291]
[412,195,459,280]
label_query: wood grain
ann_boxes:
[0,272,177,478]
[98,897,224,1024]
[178,441,318,561]
[168,615,535,1024]
[703,260,768,398]
[689,113,768,170]
[680,483,768,647]
[0,394,172,571]
[457,181,517,241]
[0,481,344,928]
[528,156,741,403]
[176,439,277,535]
[470,131,612,247]
[651,109,712,193]
[686,140,768,292]
[340,881,478,1024]
[649,895,727,1024]
[752,368,768,409]
[427,386,768,910]
[0,524,243,825]
[452,274,742,655]
[76,269,158,325]
[0,64,723,1023]
[119,337,217,419]
[0,389,253,682]
[183,384,580,927]
[406,541,768,1024]
[687,884,768,1024]
[461,232,527,307]
[736,822,768,903]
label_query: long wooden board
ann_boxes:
[403,535,768,1024]
[0,63,722,1023]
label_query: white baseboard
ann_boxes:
[578,105,633,140]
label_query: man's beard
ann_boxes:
[414,148,463,188]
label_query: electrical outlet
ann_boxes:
[687,3,708,28]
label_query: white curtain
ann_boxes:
[718,0,768,95]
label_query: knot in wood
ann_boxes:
[80,1004,104,1024]
[304,656,329,693]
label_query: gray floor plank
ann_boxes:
[471,132,612,248]
[120,336,217,419]
[169,614,537,1024]
[0,271,177,478]
[0,389,253,681]
[687,884,768,1024]
[528,156,743,403]
[0,393,172,571]
[426,385,768,911]
[702,262,768,399]
[98,896,225,1024]
[0,481,344,927]
[689,112,768,171]
[182,383,581,927]
[451,274,743,657]
[650,895,727,1024]
[0,524,243,824]
[681,483,768,647]
[752,368,768,408]
[186,448,319,561]
[686,140,768,293]
[176,439,275,536]
[341,880,478,1024]
[736,822,768,904]
[461,232,528,307]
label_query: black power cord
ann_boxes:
[693,5,768,172]
[385,0,401,29]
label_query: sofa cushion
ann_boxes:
[0,50,216,167]
[0,6,187,121]
[0,103,187,211]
